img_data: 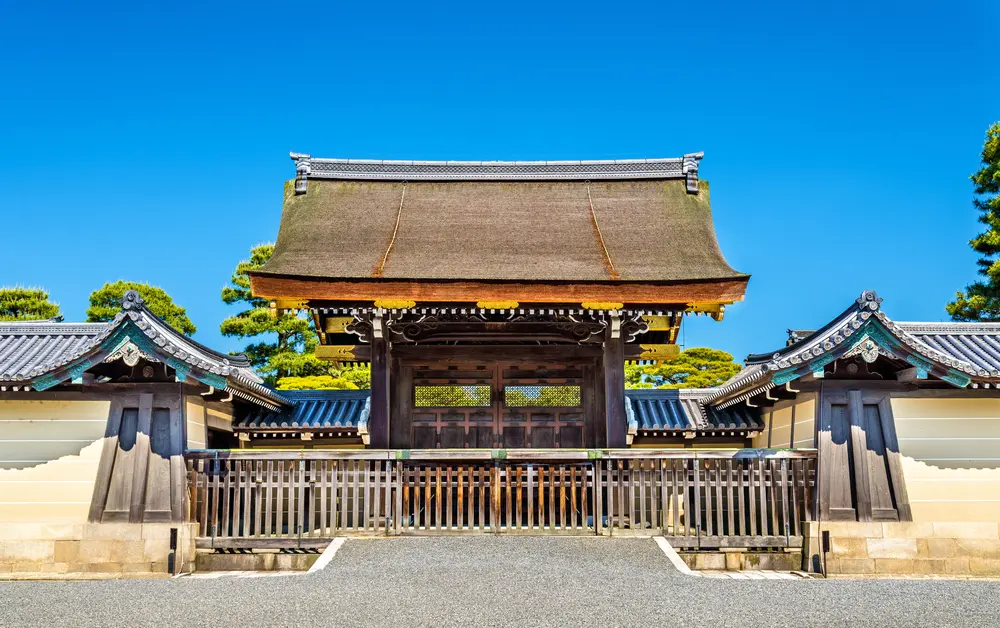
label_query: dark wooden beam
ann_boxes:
[250,274,749,305]
[369,336,390,448]
[391,345,603,362]
[604,322,627,448]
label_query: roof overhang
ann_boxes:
[707,290,986,408]
[3,291,290,411]
[249,274,749,308]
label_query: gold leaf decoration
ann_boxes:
[374,299,416,309]
[638,344,681,361]
[476,300,519,309]
[581,301,624,310]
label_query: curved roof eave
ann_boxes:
[706,290,983,408]
[16,291,290,410]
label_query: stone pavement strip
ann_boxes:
[1,537,999,627]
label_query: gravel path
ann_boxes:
[2,537,999,627]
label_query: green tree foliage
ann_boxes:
[413,385,491,407]
[221,244,328,385]
[948,122,1000,320]
[625,347,742,389]
[87,281,196,335]
[504,386,581,406]
[0,287,60,321]
[277,365,372,391]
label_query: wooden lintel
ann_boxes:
[315,345,369,362]
[637,344,681,361]
[250,274,748,306]
[323,316,355,333]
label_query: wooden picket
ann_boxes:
[186,449,816,548]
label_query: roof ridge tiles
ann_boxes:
[290,151,704,185]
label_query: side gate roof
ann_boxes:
[706,290,997,409]
[0,290,289,411]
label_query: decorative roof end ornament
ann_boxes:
[856,290,882,311]
[291,152,312,195]
[121,290,145,310]
[682,152,704,194]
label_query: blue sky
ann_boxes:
[1,1,997,361]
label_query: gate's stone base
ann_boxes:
[801,522,1000,577]
[679,549,801,571]
[0,523,197,579]
[196,550,319,572]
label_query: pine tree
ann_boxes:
[625,347,741,389]
[0,287,60,321]
[87,281,196,335]
[948,122,1000,320]
[220,244,330,385]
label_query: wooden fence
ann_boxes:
[185,449,816,549]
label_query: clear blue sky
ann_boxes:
[2,1,997,361]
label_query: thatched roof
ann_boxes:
[255,156,747,292]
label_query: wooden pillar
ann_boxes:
[604,321,626,448]
[369,336,390,448]
[389,360,413,448]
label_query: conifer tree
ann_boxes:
[948,122,1000,320]
[220,244,329,385]
[625,347,741,389]
[0,287,60,321]
[87,281,196,335]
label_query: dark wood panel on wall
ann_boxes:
[89,384,187,523]
[817,387,911,522]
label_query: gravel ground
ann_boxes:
[2,537,999,627]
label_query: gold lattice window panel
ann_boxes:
[414,385,492,407]
[504,385,581,407]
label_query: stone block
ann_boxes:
[679,553,725,571]
[39,563,74,574]
[742,552,799,571]
[77,540,115,563]
[150,561,170,573]
[39,524,84,540]
[124,563,154,574]
[1,540,55,562]
[823,522,884,538]
[970,558,1000,576]
[932,522,1000,539]
[882,522,934,539]
[910,558,971,575]
[0,562,12,573]
[874,558,916,574]
[725,553,742,571]
[85,562,123,574]
[943,558,972,574]
[833,558,876,574]
[115,541,148,564]
[911,559,947,575]
[866,538,917,559]
[830,537,868,558]
[83,523,143,541]
[922,538,960,559]
[13,561,44,573]
[143,537,169,562]
[955,539,1000,560]
[53,540,80,563]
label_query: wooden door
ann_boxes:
[498,362,585,448]
[406,360,588,449]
